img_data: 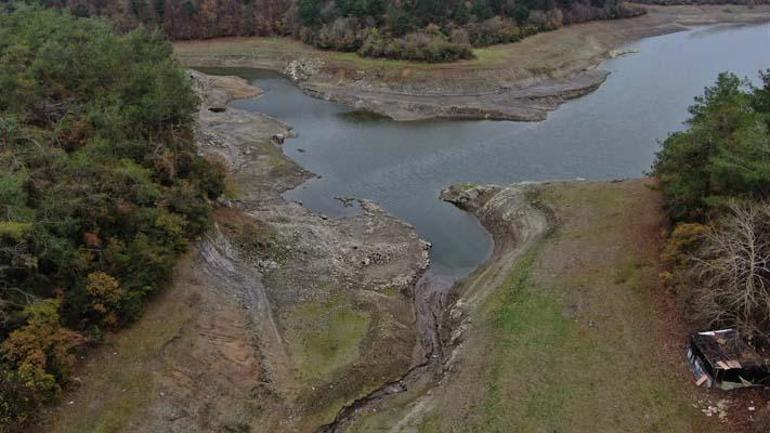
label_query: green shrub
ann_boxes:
[359,28,473,62]
[0,300,84,428]
[652,72,770,222]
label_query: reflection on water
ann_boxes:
[200,22,770,279]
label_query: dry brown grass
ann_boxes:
[37,252,281,433]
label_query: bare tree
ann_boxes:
[690,203,770,343]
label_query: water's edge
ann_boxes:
[195,21,770,431]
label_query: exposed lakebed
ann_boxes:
[202,22,770,280]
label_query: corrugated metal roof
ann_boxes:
[690,329,763,370]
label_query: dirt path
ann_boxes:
[175,5,770,121]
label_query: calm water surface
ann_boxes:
[213,23,770,279]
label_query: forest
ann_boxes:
[654,71,770,347]
[16,0,645,61]
[0,4,223,429]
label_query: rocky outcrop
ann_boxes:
[440,183,552,306]
[189,69,263,111]
[284,58,324,82]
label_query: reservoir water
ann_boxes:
[212,22,770,279]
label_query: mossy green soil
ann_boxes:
[354,180,720,433]
[283,297,371,383]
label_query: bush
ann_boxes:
[449,27,470,45]
[687,204,770,343]
[311,17,364,51]
[652,72,770,222]
[661,223,709,265]
[0,301,84,427]
[85,272,125,329]
[465,17,538,47]
[359,28,473,62]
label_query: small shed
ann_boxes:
[687,329,770,390]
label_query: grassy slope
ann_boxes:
[413,181,717,433]
[38,250,278,433]
[40,254,198,433]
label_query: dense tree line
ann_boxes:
[654,71,770,345]
[0,4,224,429]
[298,0,644,61]
[635,0,769,5]
[12,0,645,62]
[6,0,296,39]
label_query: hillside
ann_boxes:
[16,0,644,61]
[175,5,770,121]
[0,5,224,429]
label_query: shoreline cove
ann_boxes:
[38,11,770,433]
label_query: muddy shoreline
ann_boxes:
[296,71,611,121]
[191,71,555,433]
[316,183,554,432]
[194,70,456,433]
[41,10,770,430]
[176,5,770,122]
[199,70,445,432]
[39,72,431,433]
[182,11,770,427]
[179,47,615,122]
